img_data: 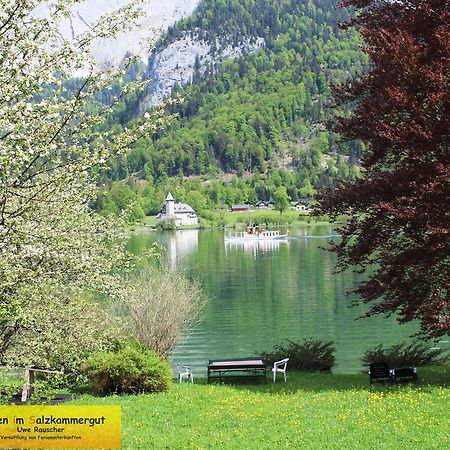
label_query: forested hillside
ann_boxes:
[94,0,368,219]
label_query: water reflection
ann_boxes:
[225,239,288,255]
[128,227,419,375]
[157,229,198,266]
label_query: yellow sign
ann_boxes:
[0,405,121,448]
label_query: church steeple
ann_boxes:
[166,192,175,215]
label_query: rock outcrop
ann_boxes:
[141,32,264,109]
[42,0,200,67]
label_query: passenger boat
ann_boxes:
[224,225,288,242]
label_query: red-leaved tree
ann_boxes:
[316,0,450,337]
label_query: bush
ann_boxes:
[361,341,448,369]
[199,210,214,221]
[260,338,336,373]
[83,344,172,395]
[0,372,22,404]
[120,264,206,359]
[155,218,176,230]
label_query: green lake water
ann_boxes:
[128,225,418,374]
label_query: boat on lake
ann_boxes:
[225,225,288,242]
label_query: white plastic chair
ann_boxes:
[176,364,194,383]
[272,358,289,382]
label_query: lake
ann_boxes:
[128,225,417,374]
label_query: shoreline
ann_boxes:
[135,211,347,231]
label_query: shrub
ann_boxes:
[0,372,22,404]
[83,344,172,395]
[260,338,336,373]
[199,210,214,221]
[155,218,176,230]
[361,341,448,369]
[119,263,206,359]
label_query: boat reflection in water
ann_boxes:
[225,225,288,242]
[225,237,288,255]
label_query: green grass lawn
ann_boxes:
[221,209,313,227]
[141,215,157,227]
[70,367,449,449]
[142,210,339,229]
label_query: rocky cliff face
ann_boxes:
[52,1,265,111]
[47,0,200,66]
[140,32,264,110]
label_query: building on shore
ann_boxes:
[156,192,198,226]
[290,199,313,212]
[231,204,252,212]
[255,200,273,210]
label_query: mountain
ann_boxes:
[41,0,200,67]
[133,0,366,175]
[140,33,264,110]
[94,0,368,217]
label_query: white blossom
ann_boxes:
[0,0,173,365]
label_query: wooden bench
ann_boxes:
[207,358,266,383]
[369,362,418,384]
[369,362,392,384]
[392,367,418,382]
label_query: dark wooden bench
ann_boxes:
[392,367,418,382]
[369,362,418,384]
[369,362,392,384]
[207,358,266,383]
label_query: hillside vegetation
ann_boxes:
[94,0,368,218]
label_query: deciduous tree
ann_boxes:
[272,186,291,215]
[0,0,170,363]
[317,0,450,337]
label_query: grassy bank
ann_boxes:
[138,210,341,229]
[71,367,449,449]
[220,210,328,227]
[141,215,158,227]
